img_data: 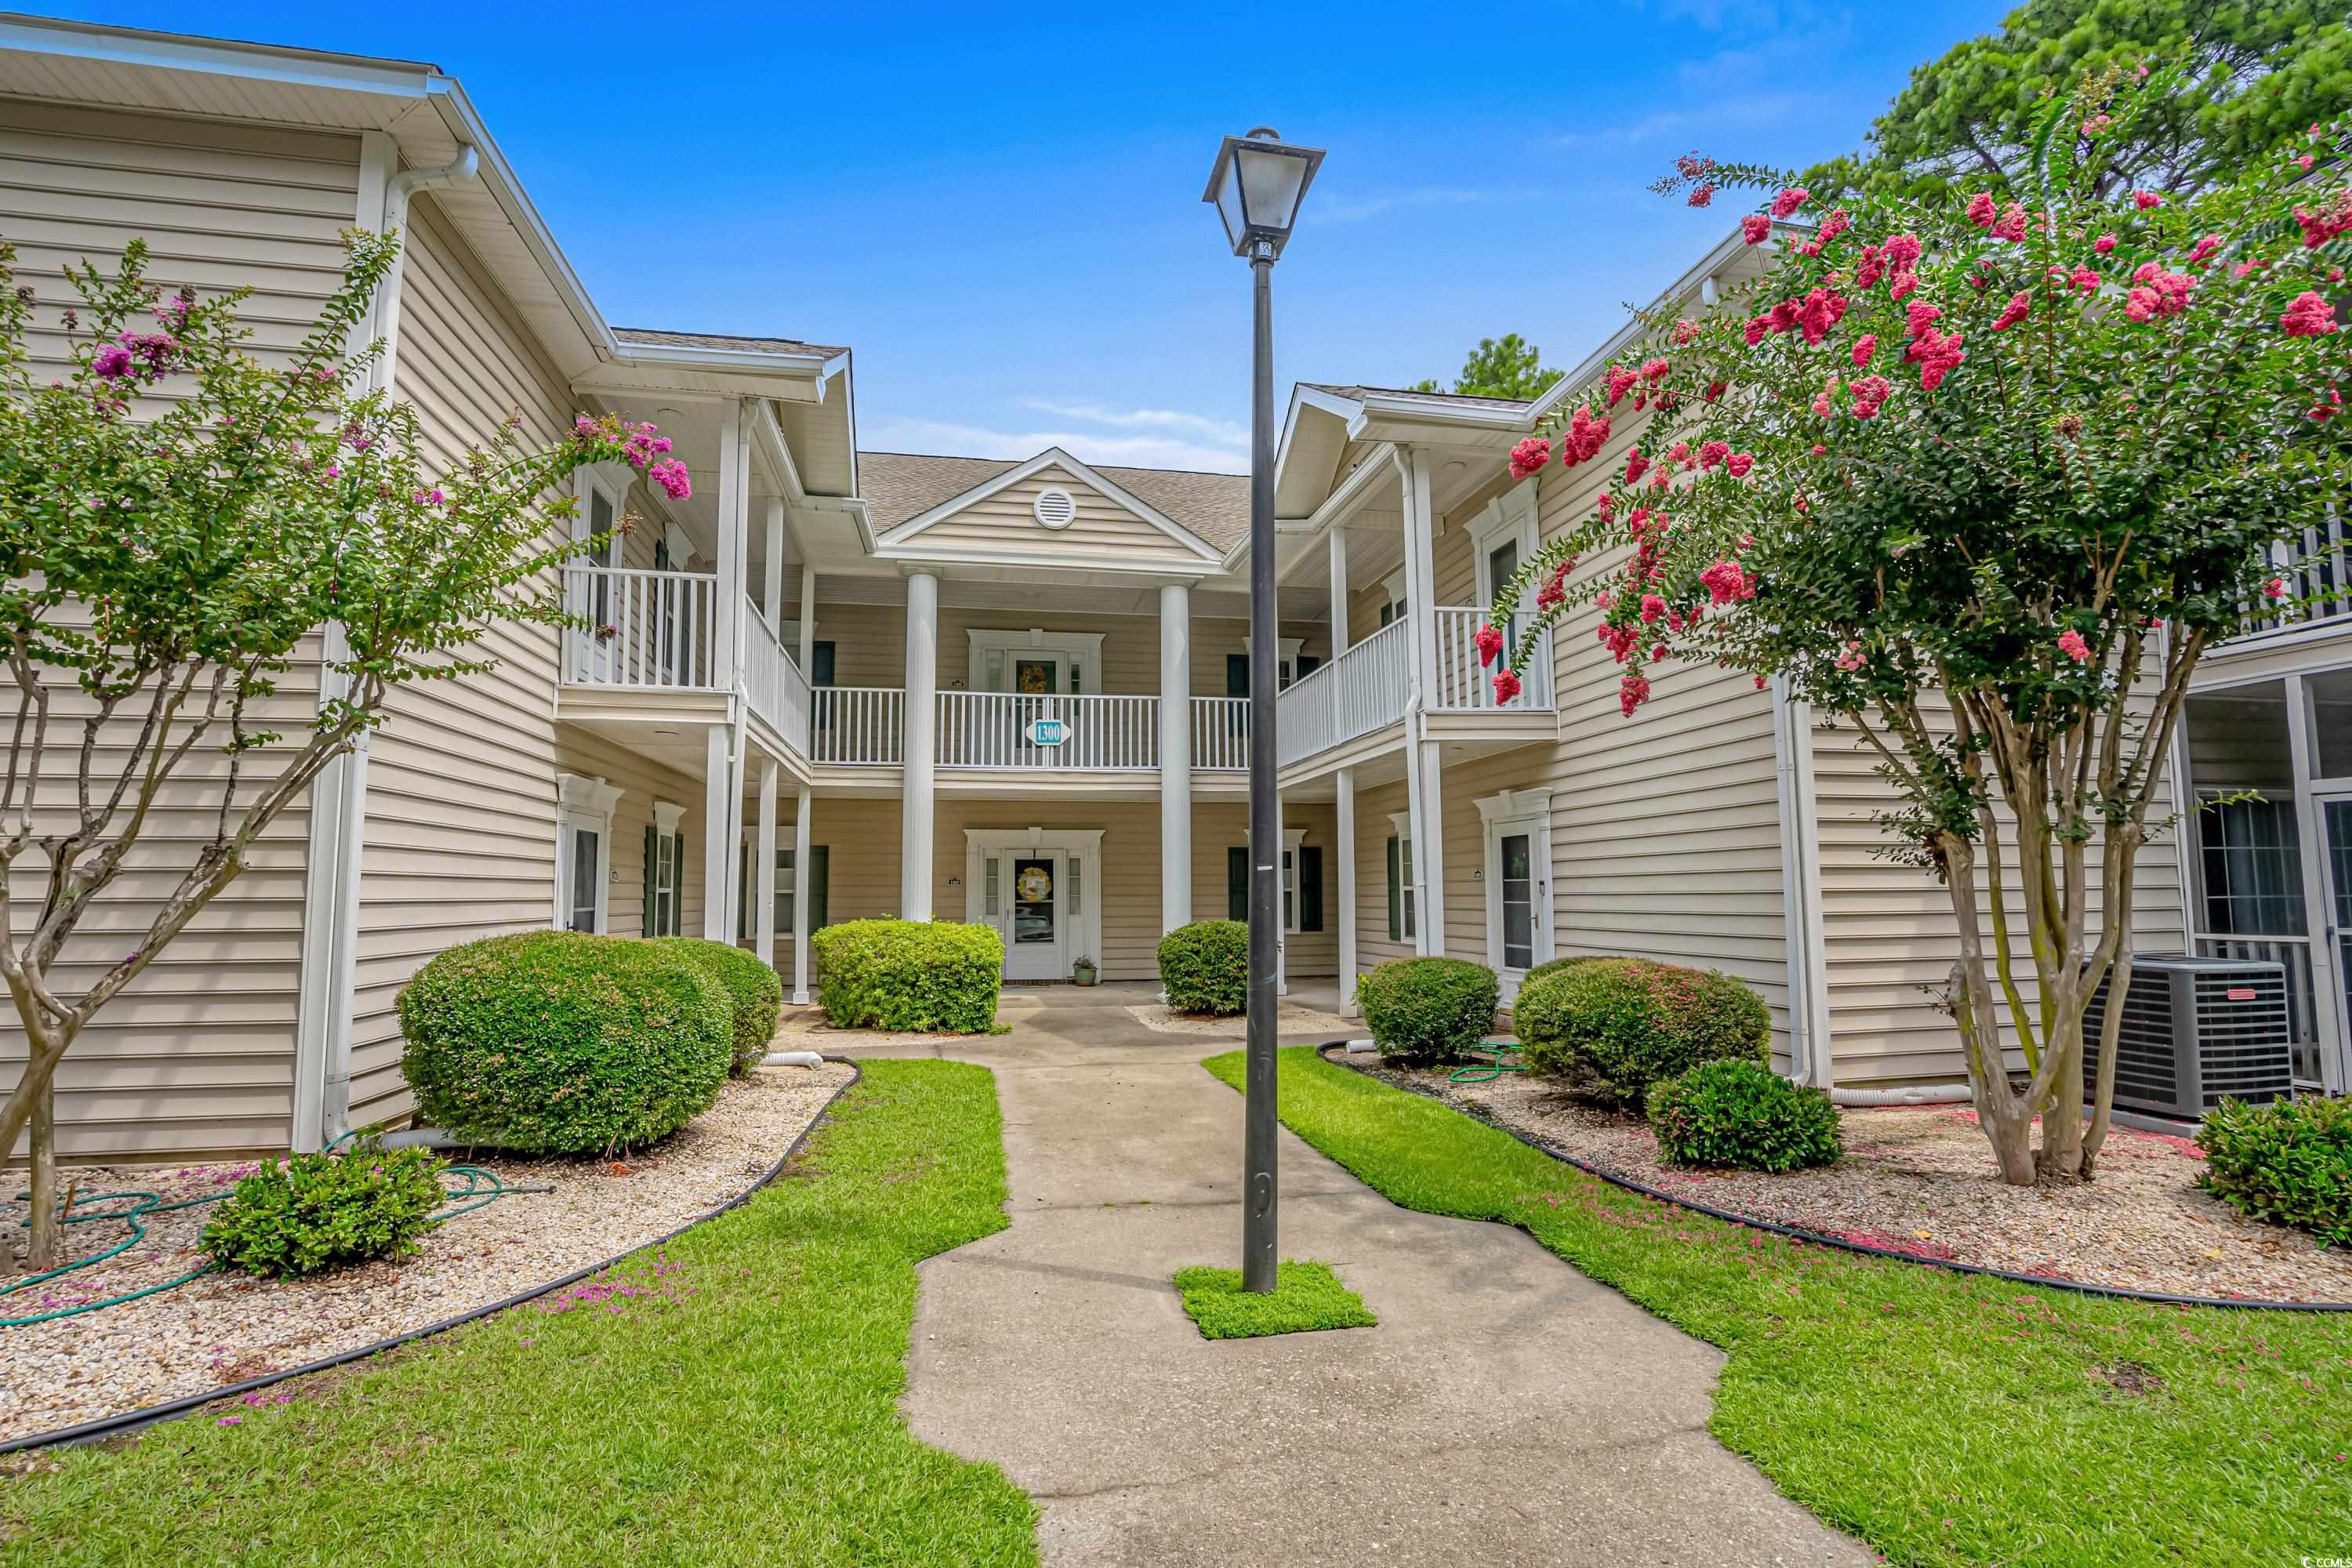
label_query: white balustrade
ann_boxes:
[561,565,717,690]
[740,598,810,750]
[2239,513,2350,641]
[937,691,1160,770]
[1191,696,1250,770]
[1432,605,1552,712]
[811,686,905,765]
[1276,613,1414,768]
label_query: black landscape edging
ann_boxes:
[1315,1043,2352,1314]
[1,1058,864,1456]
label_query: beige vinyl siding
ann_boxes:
[1354,778,1416,977]
[0,103,358,1160]
[1191,801,1340,978]
[342,196,575,1127]
[906,466,1208,563]
[554,739,706,941]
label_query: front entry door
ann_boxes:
[2319,796,2352,1083]
[991,851,1067,981]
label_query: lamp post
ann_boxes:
[1203,126,1323,1294]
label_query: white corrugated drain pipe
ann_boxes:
[1830,1083,1974,1107]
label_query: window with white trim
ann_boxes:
[1386,811,1415,942]
[555,774,624,935]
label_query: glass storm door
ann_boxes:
[989,852,1066,981]
[2324,797,2352,1071]
[1498,832,1535,971]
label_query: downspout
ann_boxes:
[299,141,481,1150]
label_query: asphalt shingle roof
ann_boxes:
[1303,382,1534,413]
[857,451,1250,551]
[613,327,848,358]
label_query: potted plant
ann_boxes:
[1072,956,1098,987]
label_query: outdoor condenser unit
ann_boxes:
[2080,954,2294,1120]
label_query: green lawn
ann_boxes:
[1207,1047,2352,1568]
[2,1060,1038,1568]
[1172,1259,1377,1340]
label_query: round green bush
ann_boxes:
[397,931,731,1155]
[1646,1059,1842,1173]
[2196,1095,2352,1246]
[1355,957,1499,1066]
[811,919,1003,1033]
[653,936,784,1075]
[1517,957,1769,1109]
[1159,920,1248,1015]
[201,1135,447,1279]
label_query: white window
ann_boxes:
[1478,787,1555,997]
[1281,826,1308,934]
[1388,810,1416,942]
[555,774,625,934]
[1471,486,1541,659]
[650,800,685,938]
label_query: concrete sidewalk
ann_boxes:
[860,991,1870,1566]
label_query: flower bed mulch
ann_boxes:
[1355,1056,2352,1305]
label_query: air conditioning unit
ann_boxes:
[2081,954,2294,1120]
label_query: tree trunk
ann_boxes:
[2038,1023,2086,1181]
[24,1079,57,1272]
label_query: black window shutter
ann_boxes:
[1297,654,1321,679]
[1228,846,1248,920]
[670,833,687,936]
[1226,654,1250,697]
[811,641,837,687]
[1386,837,1401,942]
[641,824,657,937]
[738,841,753,942]
[1299,847,1323,931]
[811,844,829,931]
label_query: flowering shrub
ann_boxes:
[1159,920,1249,1015]
[201,1136,447,1279]
[1481,63,2352,1185]
[2195,1096,2352,1246]
[1355,957,1499,1066]
[1647,1059,1842,1174]
[652,936,784,1075]
[811,920,1003,1033]
[1516,958,1769,1109]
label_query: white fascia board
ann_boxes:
[608,339,842,378]
[0,14,440,98]
[872,542,1226,579]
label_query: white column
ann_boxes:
[900,568,940,920]
[798,563,817,676]
[1328,524,1350,657]
[2285,674,2348,1091]
[1160,582,1192,932]
[1275,791,1288,996]
[763,497,786,637]
[713,401,745,689]
[1401,447,1446,956]
[755,759,779,973]
[1337,765,1358,1015]
[701,726,734,940]
[792,785,814,1004]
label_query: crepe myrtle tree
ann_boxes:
[0,233,691,1268]
[1480,65,2352,1185]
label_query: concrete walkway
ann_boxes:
[851,987,1871,1566]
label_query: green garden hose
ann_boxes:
[4,1156,541,1328]
[1448,1040,1526,1084]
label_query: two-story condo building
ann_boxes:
[3,16,2343,1167]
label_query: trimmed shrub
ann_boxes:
[1160,920,1248,1015]
[1647,1059,1842,1173]
[654,936,784,1075]
[398,931,731,1155]
[1355,957,1499,1066]
[1519,954,1610,991]
[1517,957,1769,1109]
[201,1136,447,1279]
[2196,1096,2352,1246]
[812,919,1002,1033]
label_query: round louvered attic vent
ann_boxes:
[1033,488,1078,530]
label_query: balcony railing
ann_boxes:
[561,565,717,690]
[1192,695,1250,770]
[2235,516,2350,642]
[1276,613,1413,767]
[1433,605,1553,711]
[811,686,905,765]
[938,691,1161,770]
[740,595,811,749]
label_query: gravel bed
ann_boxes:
[0,1062,855,1445]
[1126,1002,1352,1037]
[773,1004,980,1050]
[1358,1058,2352,1305]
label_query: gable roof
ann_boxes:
[859,450,1250,553]
[1301,383,1535,415]
[614,326,850,359]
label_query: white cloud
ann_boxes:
[1021,401,1250,447]
[1551,90,1826,150]
[1314,186,1496,224]
[860,415,1250,474]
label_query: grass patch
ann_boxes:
[1207,1047,2352,1568]
[1,1061,1037,1567]
[1172,1260,1376,1340]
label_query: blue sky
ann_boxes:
[56,1,2013,470]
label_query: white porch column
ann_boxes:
[712,400,746,689]
[792,785,814,1004]
[1328,524,1350,657]
[1274,791,1288,996]
[763,497,786,637]
[1159,582,1192,931]
[900,568,940,920]
[1336,765,1358,1014]
[701,725,739,940]
[1401,446,1446,956]
[755,759,779,972]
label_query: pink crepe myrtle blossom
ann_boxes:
[91,343,133,379]
[1562,405,1610,464]
[1989,203,2029,242]
[1491,669,1522,703]
[1991,291,2032,332]
[2264,577,2288,600]
[1604,365,1640,406]
[1744,315,1772,346]
[1725,452,1754,478]
[1888,271,1919,304]
[1818,209,1851,245]
[1699,559,1755,604]
[1882,234,1922,271]
[1795,287,1849,345]
[1618,671,1651,716]
[2187,233,2226,270]
[2056,629,2091,663]
[1624,448,1650,485]
[1965,192,1998,228]
[1905,299,1942,338]
[2092,233,2118,254]
[1854,243,1887,289]
[1741,214,1771,245]
[1475,622,1505,666]
[1639,593,1665,622]
[1849,374,1893,419]
[2282,291,2339,337]
[1675,151,1713,178]
[1697,439,1730,471]
[2067,263,2100,293]
[648,459,693,499]
[1834,641,1865,673]
[2294,193,2352,249]
[2132,191,2163,209]
[1851,332,1878,368]
[1906,327,1966,391]
[1770,186,1810,219]
[1688,182,1716,208]
[1671,318,1702,345]
[1508,437,1552,480]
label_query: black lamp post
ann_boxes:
[1203,126,1323,1294]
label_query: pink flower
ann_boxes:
[1697,440,1730,471]
[2068,263,2100,293]
[1851,333,1878,368]
[2282,291,2339,337]
[1770,186,1810,219]
[92,343,133,379]
[1639,593,1665,622]
[1905,300,1943,338]
[1475,623,1505,666]
[1688,182,1716,208]
[1835,640,1865,672]
[1818,209,1851,245]
[1618,671,1651,716]
[2092,234,2118,254]
[1991,290,2032,332]
[1604,365,1640,407]
[1965,192,1998,228]
[1795,288,1849,345]
[2295,193,2352,249]
[1741,214,1772,245]
[648,459,693,499]
[1849,374,1893,419]
[1492,670,1522,703]
[1508,437,1552,480]
[2125,288,2160,322]
[1882,234,1922,271]
[1855,244,1888,289]
[2132,191,2163,209]
[2264,577,2288,600]
[1561,405,1610,464]
[2056,629,2090,663]
[1725,452,1754,478]
[1624,448,1650,485]
[2187,233,2225,270]
[1699,559,1755,604]
[1744,315,1771,347]
[1989,203,2029,242]
[1888,271,1918,304]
